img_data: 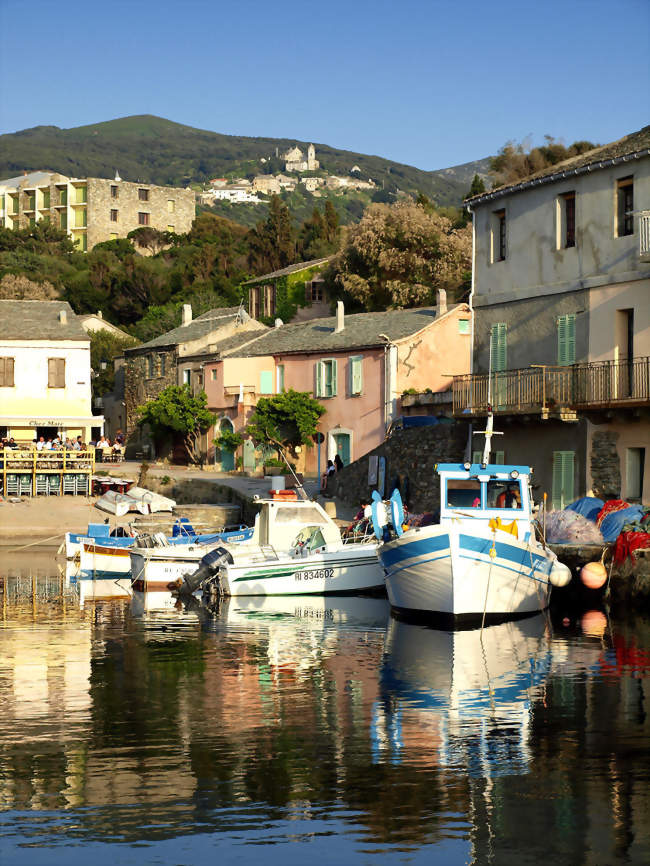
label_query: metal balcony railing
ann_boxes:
[453,357,650,416]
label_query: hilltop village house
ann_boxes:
[204,300,472,475]
[245,258,333,324]
[0,300,103,444]
[0,171,194,251]
[122,305,266,457]
[458,125,650,506]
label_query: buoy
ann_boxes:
[580,610,608,638]
[549,560,572,587]
[580,561,607,590]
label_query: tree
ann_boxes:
[137,385,216,464]
[490,136,597,187]
[89,329,138,399]
[127,226,173,255]
[246,389,325,458]
[246,194,295,273]
[327,199,472,310]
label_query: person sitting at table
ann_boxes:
[73,436,82,451]
[97,435,110,449]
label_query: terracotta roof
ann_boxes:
[467,125,650,206]
[0,300,88,341]
[243,257,332,286]
[226,306,461,357]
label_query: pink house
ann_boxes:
[205,301,471,474]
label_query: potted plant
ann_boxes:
[263,456,284,476]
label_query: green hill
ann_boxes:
[0,115,490,210]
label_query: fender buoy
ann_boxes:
[390,489,405,537]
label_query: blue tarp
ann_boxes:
[600,505,645,543]
[566,496,604,523]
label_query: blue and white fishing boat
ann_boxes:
[375,412,571,623]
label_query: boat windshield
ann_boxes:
[447,479,482,508]
[486,479,522,510]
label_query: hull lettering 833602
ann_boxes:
[294,568,334,582]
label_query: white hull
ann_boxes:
[79,542,132,575]
[131,543,385,596]
[381,524,553,619]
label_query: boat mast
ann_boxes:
[474,343,502,466]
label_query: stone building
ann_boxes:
[458,125,650,505]
[122,304,266,457]
[284,144,319,173]
[0,171,195,251]
[244,258,333,324]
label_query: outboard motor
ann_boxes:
[177,546,233,596]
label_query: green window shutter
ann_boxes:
[472,450,481,464]
[330,359,338,396]
[552,451,575,509]
[490,323,507,372]
[495,451,505,464]
[315,361,323,397]
[557,314,576,365]
[350,355,362,395]
[43,190,50,208]
[260,371,273,394]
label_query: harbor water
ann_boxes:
[1,551,649,865]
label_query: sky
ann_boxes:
[0,0,648,171]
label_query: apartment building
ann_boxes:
[0,171,195,251]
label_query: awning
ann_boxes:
[0,415,105,427]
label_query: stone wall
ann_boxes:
[124,347,178,450]
[334,422,469,513]
[590,430,621,498]
[87,178,195,249]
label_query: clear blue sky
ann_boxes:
[0,0,648,170]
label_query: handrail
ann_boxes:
[453,356,650,415]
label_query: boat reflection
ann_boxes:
[375,615,553,777]
[65,560,132,607]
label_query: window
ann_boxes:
[110,209,118,222]
[138,212,150,225]
[277,364,285,393]
[59,211,67,230]
[316,359,337,397]
[0,357,15,387]
[138,188,149,202]
[74,186,87,204]
[110,233,118,240]
[349,355,363,396]
[447,478,481,508]
[111,185,119,198]
[616,176,633,237]
[552,451,575,510]
[42,190,50,208]
[458,318,470,335]
[210,368,217,381]
[26,193,35,210]
[558,191,576,248]
[250,287,260,319]
[159,354,166,377]
[48,358,65,388]
[626,447,645,501]
[489,323,507,372]
[75,208,87,228]
[557,314,576,365]
[167,225,174,232]
[167,200,175,213]
[147,356,154,378]
[58,188,67,206]
[183,369,191,386]
[263,283,276,318]
[491,209,506,261]
[486,479,522,510]
[260,371,273,394]
[306,279,323,302]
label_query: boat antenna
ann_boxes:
[472,342,502,466]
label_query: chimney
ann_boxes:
[97,310,103,319]
[182,304,192,326]
[436,288,447,317]
[59,309,67,325]
[335,300,345,333]
[274,318,283,328]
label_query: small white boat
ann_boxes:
[134,495,384,596]
[376,413,571,623]
[95,486,176,516]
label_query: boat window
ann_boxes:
[447,479,482,508]
[487,480,522,510]
[293,525,326,552]
[276,506,327,525]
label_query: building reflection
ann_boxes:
[0,561,649,860]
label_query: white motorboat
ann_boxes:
[133,495,384,596]
[376,413,571,623]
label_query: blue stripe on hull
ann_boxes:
[459,534,549,570]
[380,534,450,569]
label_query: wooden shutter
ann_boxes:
[557,314,576,365]
[315,361,324,397]
[350,356,362,395]
[330,359,338,396]
[473,449,503,464]
[0,357,14,387]
[48,358,65,388]
[552,451,575,509]
[490,323,507,372]
[472,450,481,464]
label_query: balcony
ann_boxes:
[453,357,650,419]
[222,384,257,407]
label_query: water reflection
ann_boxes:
[1,554,649,864]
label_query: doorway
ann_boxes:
[333,432,351,466]
[218,417,235,471]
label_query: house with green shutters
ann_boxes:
[455,126,650,505]
[244,258,333,325]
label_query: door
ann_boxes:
[219,418,235,471]
[333,433,350,465]
[243,439,255,472]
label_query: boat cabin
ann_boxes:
[250,498,342,551]
[437,463,534,541]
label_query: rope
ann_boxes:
[4,533,65,552]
